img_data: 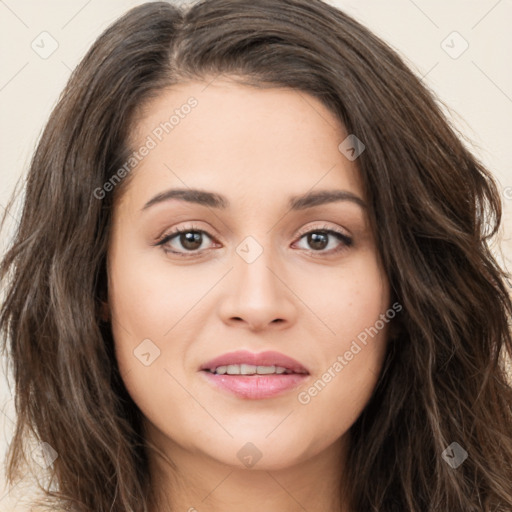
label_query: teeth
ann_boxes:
[211,364,292,375]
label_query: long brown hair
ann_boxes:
[1,1,512,510]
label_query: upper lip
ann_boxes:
[199,350,309,374]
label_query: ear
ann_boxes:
[387,314,403,342]
[99,300,110,322]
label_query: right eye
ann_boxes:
[155,224,220,257]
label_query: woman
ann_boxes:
[1,0,511,510]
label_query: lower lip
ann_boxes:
[200,371,309,399]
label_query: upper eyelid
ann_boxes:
[158,222,351,243]
[157,224,352,254]
[295,222,350,237]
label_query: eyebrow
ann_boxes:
[141,188,366,212]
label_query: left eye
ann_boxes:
[155,227,352,256]
[293,229,352,254]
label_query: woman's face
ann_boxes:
[107,78,392,471]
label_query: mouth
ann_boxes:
[199,349,309,375]
[199,350,310,399]
[202,364,307,376]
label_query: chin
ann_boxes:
[202,437,311,472]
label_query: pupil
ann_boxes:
[181,231,202,250]
[178,231,330,252]
[309,232,328,250]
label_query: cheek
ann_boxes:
[292,251,390,433]
[107,243,211,350]
[106,244,220,414]
[296,321,389,448]
[293,247,390,342]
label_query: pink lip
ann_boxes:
[198,350,310,400]
[199,350,309,374]
[200,371,309,399]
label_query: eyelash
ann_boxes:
[154,223,353,258]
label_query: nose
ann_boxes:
[217,242,298,332]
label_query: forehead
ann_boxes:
[121,78,363,209]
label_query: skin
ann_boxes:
[106,77,391,512]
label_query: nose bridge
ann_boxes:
[217,230,297,330]
[234,232,282,300]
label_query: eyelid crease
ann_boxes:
[295,223,352,244]
[153,222,353,257]
[154,222,207,246]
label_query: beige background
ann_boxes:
[1,0,511,509]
